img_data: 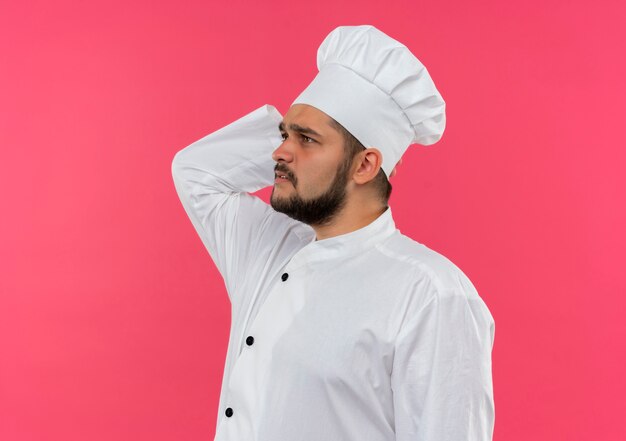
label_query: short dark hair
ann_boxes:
[329,118,392,206]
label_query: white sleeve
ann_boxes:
[391,279,496,441]
[171,104,305,304]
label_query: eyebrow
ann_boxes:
[278,121,323,138]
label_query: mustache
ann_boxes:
[274,163,296,183]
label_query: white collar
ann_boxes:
[287,206,397,270]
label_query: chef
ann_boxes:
[171,24,495,441]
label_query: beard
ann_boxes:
[270,158,351,226]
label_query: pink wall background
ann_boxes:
[1,1,625,440]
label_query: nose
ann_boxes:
[272,138,295,163]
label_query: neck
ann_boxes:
[312,196,387,240]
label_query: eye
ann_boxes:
[280,132,288,140]
[301,134,315,143]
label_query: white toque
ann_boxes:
[291,25,446,177]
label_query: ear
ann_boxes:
[352,148,383,185]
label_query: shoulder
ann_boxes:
[376,232,495,337]
[375,231,482,302]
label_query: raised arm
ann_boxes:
[171,104,311,304]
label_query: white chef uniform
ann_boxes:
[171,104,496,441]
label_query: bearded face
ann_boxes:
[270,155,352,226]
[270,104,354,227]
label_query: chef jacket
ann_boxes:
[171,104,495,441]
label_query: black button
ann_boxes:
[246,336,254,346]
[225,407,233,417]
[281,272,289,281]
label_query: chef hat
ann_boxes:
[291,25,446,177]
